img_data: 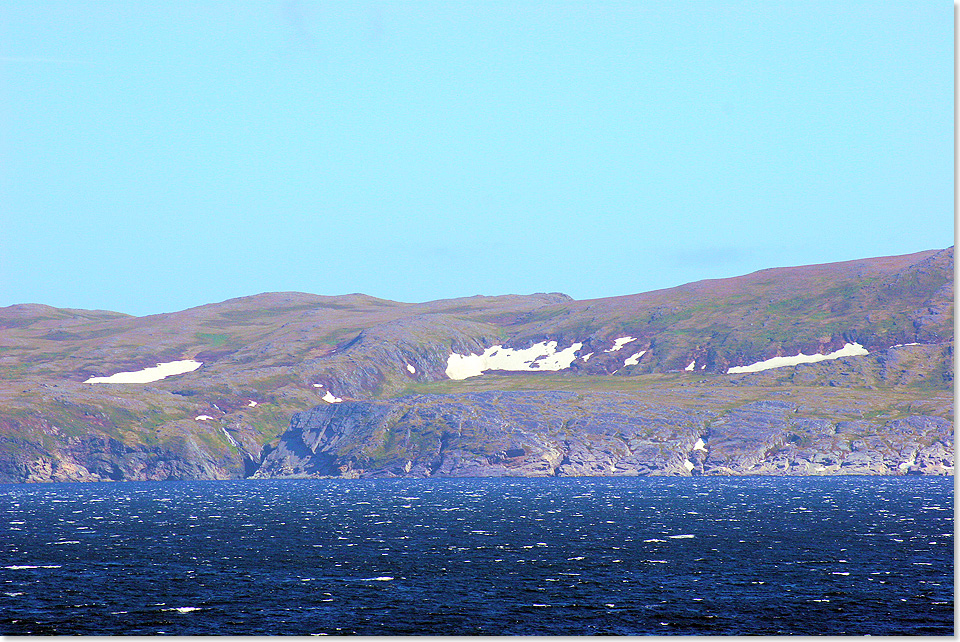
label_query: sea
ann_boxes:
[0,476,953,636]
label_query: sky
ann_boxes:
[1,1,953,316]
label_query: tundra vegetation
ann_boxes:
[0,248,952,482]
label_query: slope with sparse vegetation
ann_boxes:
[0,248,952,481]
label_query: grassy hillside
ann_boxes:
[0,248,951,481]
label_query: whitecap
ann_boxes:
[644,538,667,543]
[5,565,61,570]
[668,534,695,539]
[360,576,394,581]
[164,606,202,613]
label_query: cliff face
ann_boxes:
[257,389,952,479]
[0,436,239,483]
[0,248,952,482]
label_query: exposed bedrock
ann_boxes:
[0,435,238,483]
[255,392,953,479]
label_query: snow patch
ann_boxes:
[726,342,869,374]
[322,391,342,403]
[85,360,202,384]
[580,352,593,362]
[605,336,637,352]
[683,459,695,472]
[445,341,583,380]
[312,383,323,388]
[623,350,646,366]
[220,428,240,448]
[406,364,416,374]
[693,438,706,452]
[892,342,920,348]
[247,400,258,407]
[684,361,695,372]
[194,415,214,421]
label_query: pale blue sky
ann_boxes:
[1,1,953,316]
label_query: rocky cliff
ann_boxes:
[256,387,952,479]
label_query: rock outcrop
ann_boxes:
[256,392,953,479]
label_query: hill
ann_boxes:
[0,248,952,482]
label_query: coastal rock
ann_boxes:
[256,392,952,479]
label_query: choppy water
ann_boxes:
[0,476,953,635]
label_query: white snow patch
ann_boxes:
[194,415,214,421]
[581,352,593,362]
[693,438,706,452]
[445,341,583,380]
[684,361,696,372]
[312,383,323,388]
[247,400,258,407]
[683,459,695,472]
[892,342,920,348]
[604,336,637,352]
[406,364,416,374]
[623,350,646,366]
[220,428,240,449]
[899,454,916,471]
[726,342,869,374]
[85,359,202,384]
[322,391,342,403]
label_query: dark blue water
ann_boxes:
[0,476,952,635]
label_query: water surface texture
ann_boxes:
[1,476,952,635]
